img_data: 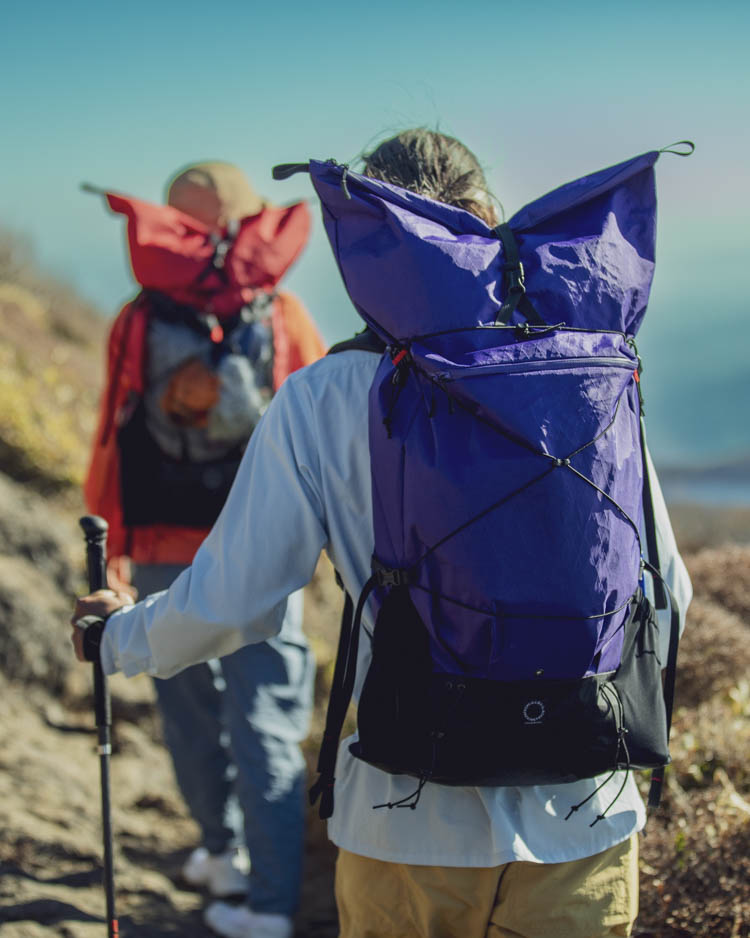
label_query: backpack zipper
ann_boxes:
[433,356,635,381]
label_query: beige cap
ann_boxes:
[166,161,265,228]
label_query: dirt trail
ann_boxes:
[0,474,748,937]
[0,467,340,937]
[0,617,338,938]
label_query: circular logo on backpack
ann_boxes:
[523,700,545,724]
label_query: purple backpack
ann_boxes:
[275,144,691,820]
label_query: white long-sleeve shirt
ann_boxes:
[102,349,692,867]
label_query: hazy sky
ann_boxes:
[2,0,748,464]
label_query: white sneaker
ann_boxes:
[181,846,250,898]
[204,901,293,938]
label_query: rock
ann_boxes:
[0,555,74,694]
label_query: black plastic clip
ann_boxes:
[372,559,412,588]
[378,568,408,587]
[503,258,526,295]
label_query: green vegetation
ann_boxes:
[0,229,106,492]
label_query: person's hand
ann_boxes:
[70,589,134,662]
[107,555,138,601]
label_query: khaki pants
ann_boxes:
[335,835,639,938]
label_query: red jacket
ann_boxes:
[84,194,325,568]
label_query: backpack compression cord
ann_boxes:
[79,516,118,938]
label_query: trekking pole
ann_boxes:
[79,515,119,938]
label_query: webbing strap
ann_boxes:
[327,328,387,356]
[271,162,311,179]
[493,224,545,326]
[309,575,378,819]
[659,140,695,157]
[640,418,667,609]
[643,561,681,810]
[194,219,240,286]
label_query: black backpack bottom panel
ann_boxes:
[351,586,669,786]
[118,402,242,528]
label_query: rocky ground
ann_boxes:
[0,231,748,936]
[0,470,343,938]
[1,484,748,938]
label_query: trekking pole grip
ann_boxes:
[80,515,108,592]
[80,515,111,729]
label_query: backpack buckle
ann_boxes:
[372,559,411,588]
[503,259,525,294]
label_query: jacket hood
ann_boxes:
[105,193,310,316]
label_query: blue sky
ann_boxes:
[2,0,749,465]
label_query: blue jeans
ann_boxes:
[132,564,314,916]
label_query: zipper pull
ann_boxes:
[628,338,645,415]
[390,347,410,385]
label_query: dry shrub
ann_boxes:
[685,546,750,622]
[638,776,750,938]
[0,227,104,348]
[636,546,750,938]
[0,269,104,492]
[669,503,750,553]
[675,597,750,707]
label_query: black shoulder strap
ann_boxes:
[644,561,681,811]
[328,328,386,356]
[640,402,679,810]
[309,573,379,819]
